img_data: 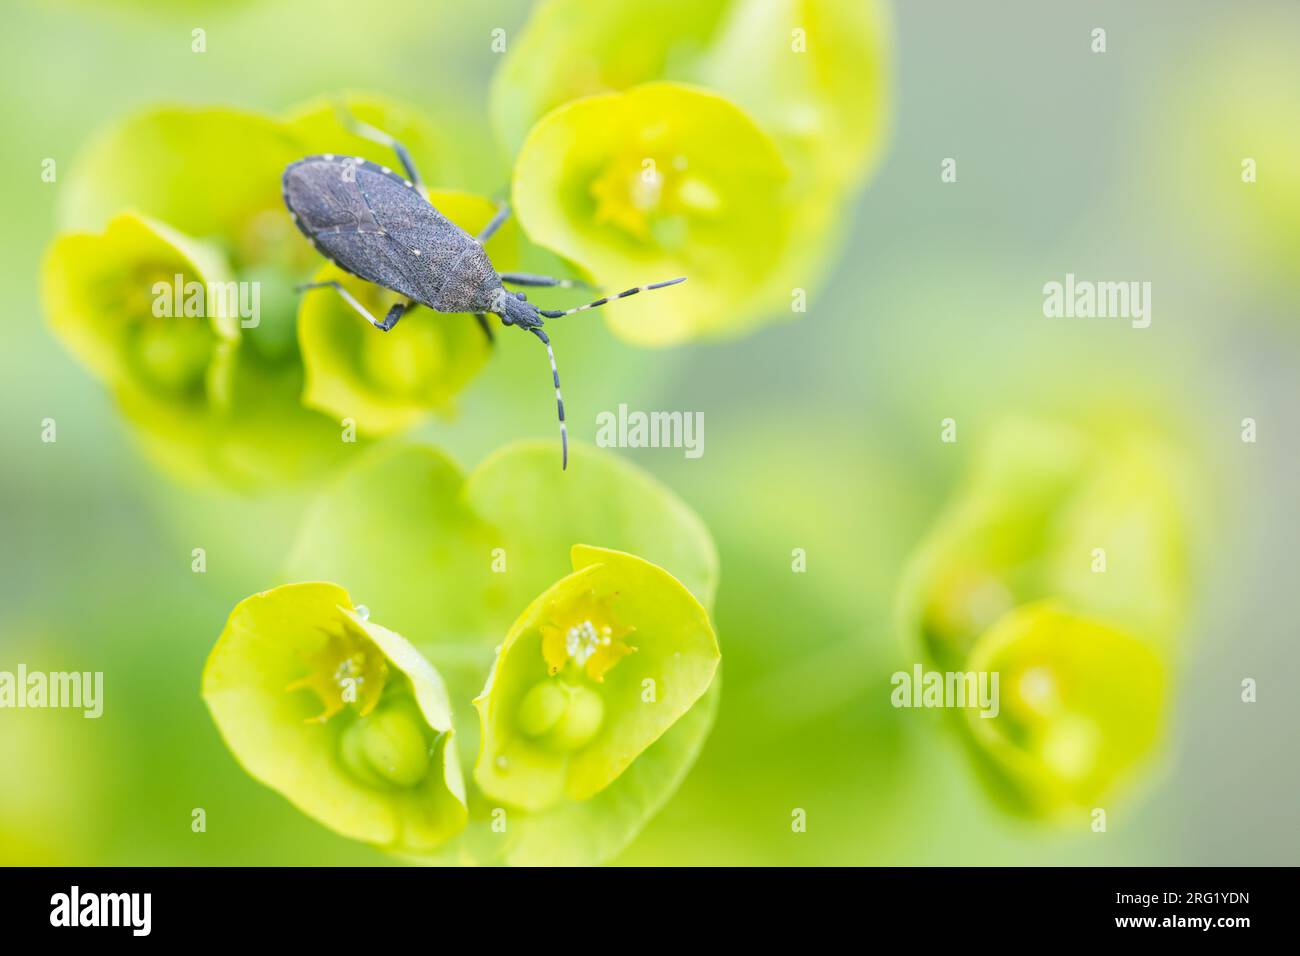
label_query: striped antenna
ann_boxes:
[531,328,568,470]
[537,277,686,319]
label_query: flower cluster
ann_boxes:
[42,95,508,489]
[204,441,721,865]
[899,418,1194,820]
[493,0,891,344]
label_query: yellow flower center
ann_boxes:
[565,619,612,667]
[589,151,719,248]
[539,590,636,684]
[286,614,389,723]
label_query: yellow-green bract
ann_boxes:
[898,417,1194,820]
[474,545,720,810]
[202,582,467,854]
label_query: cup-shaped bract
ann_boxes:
[43,212,238,403]
[297,190,518,434]
[514,82,790,345]
[474,545,720,811]
[203,582,467,853]
[964,602,1167,820]
[42,210,355,488]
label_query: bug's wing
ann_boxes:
[282,156,479,307]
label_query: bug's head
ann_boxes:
[491,288,543,330]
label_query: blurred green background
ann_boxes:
[2,0,1297,865]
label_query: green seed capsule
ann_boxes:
[546,684,604,752]
[517,680,568,738]
[339,718,387,788]
[516,680,605,752]
[339,700,431,788]
[131,320,212,394]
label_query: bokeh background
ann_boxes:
[2,0,1297,865]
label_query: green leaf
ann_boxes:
[284,441,720,864]
[286,443,508,645]
[513,81,790,345]
[202,582,467,854]
[963,602,1168,820]
[297,190,517,435]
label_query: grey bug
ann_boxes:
[281,110,686,470]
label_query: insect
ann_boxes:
[281,111,686,469]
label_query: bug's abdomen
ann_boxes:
[282,155,496,312]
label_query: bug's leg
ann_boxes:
[476,203,511,244]
[500,271,598,291]
[474,313,495,345]
[530,327,568,470]
[377,300,413,332]
[296,280,385,329]
[537,277,687,319]
[333,104,425,193]
[296,280,407,333]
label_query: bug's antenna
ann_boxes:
[530,327,568,470]
[537,277,686,319]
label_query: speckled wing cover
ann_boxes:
[282,155,499,313]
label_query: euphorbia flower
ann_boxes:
[43,212,239,406]
[494,0,891,344]
[474,545,719,812]
[964,602,1167,820]
[512,82,790,345]
[899,417,1194,819]
[539,589,637,683]
[42,95,501,489]
[273,441,722,864]
[203,582,467,853]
